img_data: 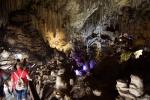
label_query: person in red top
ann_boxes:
[11,59,31,100]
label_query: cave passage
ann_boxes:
[0,0,150,100]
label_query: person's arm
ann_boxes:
[10,73,14,93]
[24,68,32,81]
[26,74,32,81]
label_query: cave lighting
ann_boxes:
[75,70,82,76]
[83,65,88,71]
[134,49,143,59]
[45,31,72,53]
[1,50,10,58]
[89,60,96,69]
[15,53,23,59]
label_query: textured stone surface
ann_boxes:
[0,0,150,99]
[0,0,149,53]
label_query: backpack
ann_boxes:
[14,69,26,90]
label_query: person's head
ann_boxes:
[16,59,20,62]
[22,58,27,67]
[14,59,22,70]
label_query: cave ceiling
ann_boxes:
[0,0,150,62]
[0,1,150,99]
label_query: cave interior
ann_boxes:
[0,0,150,100]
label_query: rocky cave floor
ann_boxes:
[1,47,150,100]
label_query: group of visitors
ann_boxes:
[0,59,32,100]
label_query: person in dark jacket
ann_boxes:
[0,68,9,100]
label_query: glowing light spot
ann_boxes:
[1,50,10,58]
[83,65,87,71]
[75,70,82,76]
[134,49,143,59]
[15,53,22,59]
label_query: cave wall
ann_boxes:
[0,0,150,59]
[0,0,150,99]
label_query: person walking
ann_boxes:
[0,68,9,100]
[11,59,31,100]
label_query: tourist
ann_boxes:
[0,68,9,100]
[11,59,31,100]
